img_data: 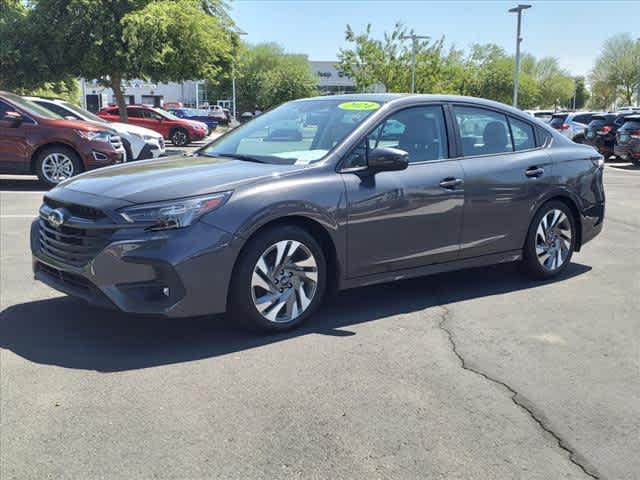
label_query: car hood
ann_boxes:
[60,154,304,204]
[186,119,208,129]
[109,122,163,138]
[42,117,113,132]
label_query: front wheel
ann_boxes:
[171,128,190,147]
[35,146,83,188]
[522,201,576,279]
[228,226,327,332]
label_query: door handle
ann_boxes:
[525,166,544,178]
[439,177,463,189]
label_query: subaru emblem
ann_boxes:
[47,209,65,228]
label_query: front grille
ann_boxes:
[37,262,90,290]
[38,219,114,267]
[44,198,106,219]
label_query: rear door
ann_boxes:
[452,105,553,259]
[343,104,465,277]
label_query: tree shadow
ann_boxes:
[0,262,591,372]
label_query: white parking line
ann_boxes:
[0,215,36,218]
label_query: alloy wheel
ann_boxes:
[172,131,187,146]
[41,153,75,184]
[250,240,319,323]
[535,209,572,271]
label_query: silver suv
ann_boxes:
[549,112,601,144]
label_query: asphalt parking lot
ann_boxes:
[0,162,638,479]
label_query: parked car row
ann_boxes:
[545,108,640,164]
[583,111,640,163]
[25,97,166,162]
[97,104,209,147]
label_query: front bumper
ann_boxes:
[31,219,241,317]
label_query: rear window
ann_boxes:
[572,114,594,125]
[620,119,640,131]
[549,114,568,128]
[589,115,615,127]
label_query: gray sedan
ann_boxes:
[31,94,605,331]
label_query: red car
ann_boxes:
[0,91,125,187]
[97,105,208,146]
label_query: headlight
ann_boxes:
[76,130,111,142]
[119,192,231,230]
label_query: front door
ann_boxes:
[343,105,465,278]
[0,101,30,173]
[452,105,554,258]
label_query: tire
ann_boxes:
[228,225,327,332]
[35,146,83,188]
[522,201,576,279]
[171,128,190,147]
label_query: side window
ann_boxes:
[42,102,77,119]
[537,127,552,146]
[453,106,513,156]
[127,108,144,118]
[508,117,536,151]
[367,105,449,163]
[0,100,11,117]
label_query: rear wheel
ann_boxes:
[229,225,326,332]
[171,128,190,147]
[35,146,82,188]
[523,201,576,279]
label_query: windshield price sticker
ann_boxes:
[338,101,381,111]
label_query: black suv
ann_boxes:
[584,112,636,159]
[614,114,640,165]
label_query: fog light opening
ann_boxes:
[162,287,170,297]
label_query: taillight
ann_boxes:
[559,123,570,130]
[599,125,612,134]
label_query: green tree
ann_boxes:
[29,0,237,121]
[572,76,590,110]
[229,43,317,113]
[337,23,447,93]
[591,33,640,106]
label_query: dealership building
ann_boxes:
[81,61,366,112]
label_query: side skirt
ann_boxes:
[339,250,522,291]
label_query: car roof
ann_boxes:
[297,93,549,120]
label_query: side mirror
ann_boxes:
[368,147,409,173]
[2,111,23,127]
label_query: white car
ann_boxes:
[523,109,554,123]
[25,97,166,161]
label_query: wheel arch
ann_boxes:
[30,142,82,174]
[230,214,341,295]
[529,193,583,251]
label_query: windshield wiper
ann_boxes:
[212,153,267,163]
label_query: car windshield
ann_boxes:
[201,99,382,165]
[154,107,180,120]
[61,101,106,123]
[3,92,63,119]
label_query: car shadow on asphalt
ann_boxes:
[0,262,591,372]
[0,177,48,192]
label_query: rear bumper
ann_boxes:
[580,202,605,248]
[614,143,640,160]
[31,219,242,317]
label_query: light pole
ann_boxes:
[232,28,248,119]
[400,33,429,93]
[509,4,531,108]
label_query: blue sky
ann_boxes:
[230,0,640,77]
